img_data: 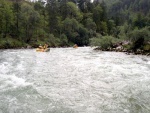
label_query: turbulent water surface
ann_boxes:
[0,47,150,113]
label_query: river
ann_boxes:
[0,47,150,113]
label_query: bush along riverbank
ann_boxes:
[0,34,71,49]
[90,27,150,56]
[93,41,150,56]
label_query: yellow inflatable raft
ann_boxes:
[36,48,50,52]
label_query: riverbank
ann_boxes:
[0,41,149,56]
[94,46,150,56]
[93,40,150,56]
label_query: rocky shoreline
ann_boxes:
[94,47,150,56]
[94,41,150,56]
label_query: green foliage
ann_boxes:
[134,14,147,28]
[100,21,108,35]
[128,27,150,43]
[61,17,89,46]
[114,24,131,39]
[99,36,113,49]
[19,2,41,42]
[93,4,103,32]
[63,18,79,33]
[59,34,68,46]
[62,18,79,42]
[90,35,120,49]
[128,27,150,51]
[77,25,89,46]
[0,0,14,38]
[90,37,102,47]
[107,20,115,35]
[143,44,150,51]
[47,34,60,47]
[66,2,83,21]
[0,0,149,50]
[123,44,132,50]
[0,36,24,49]
[84,18,96,38]
[84,18,96,31]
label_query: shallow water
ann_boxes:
[0,47,150,113]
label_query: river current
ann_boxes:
[0,47,150,113]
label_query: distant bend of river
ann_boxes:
[0,47,150,113]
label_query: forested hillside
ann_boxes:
[0,0,150,53]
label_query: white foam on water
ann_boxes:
[0,62,9,74]
[0,48,150,113]
[0,74,32,90]
[8,75,31,87]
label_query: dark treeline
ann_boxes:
[0,0,150,53]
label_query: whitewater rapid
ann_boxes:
[0,47,150,113]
